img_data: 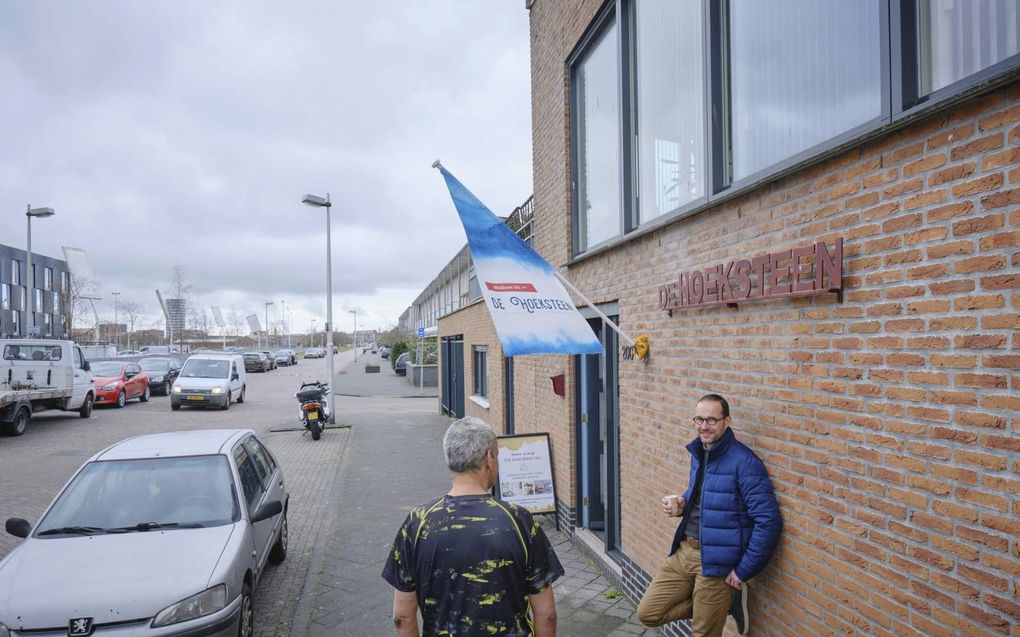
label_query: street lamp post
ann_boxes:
[287,308,293,348]
[25,205,55,338]
[310,319,316,347]
[302,193,336,424]
[264,300,274,349]
[111,292,121,351]
[348,309,358,361]
[280,299,286,348]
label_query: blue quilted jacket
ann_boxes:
[670,427,782,581]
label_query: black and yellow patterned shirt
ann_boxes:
[382,494,564,637]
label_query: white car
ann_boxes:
[0,429,288,637]
[171,354,246,410]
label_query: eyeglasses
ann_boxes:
[692,416,725,426]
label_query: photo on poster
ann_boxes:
[496,433,556,514]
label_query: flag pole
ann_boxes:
[553,270,636,347]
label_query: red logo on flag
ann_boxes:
[486,282,537,293]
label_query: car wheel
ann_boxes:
[78,394,94,419]
[237,582,253,637]
[310,420,321,441]
[163,380,171,395]
[269,511,288,563]
[237,385,245,404]
[1,406,30,436]
[116,391,126,408]
[171,402,181,411]
[222,391,231,410]
[140,386,150,402]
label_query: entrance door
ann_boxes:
[575,316,620,550]
[441,336,465,418]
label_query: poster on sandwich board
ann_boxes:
[496,433,556,515]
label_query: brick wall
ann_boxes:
[527,2,1019,635]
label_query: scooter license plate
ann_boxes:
[306,411,319,421]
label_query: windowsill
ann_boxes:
[469,395,490,409]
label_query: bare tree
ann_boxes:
[188,307,210,335]
[166,264,194,349]
[227,309,244,337]
[67,272,99,339]
[118,301,144,350]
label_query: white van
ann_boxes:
[170,353,245,410]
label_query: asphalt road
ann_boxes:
[0,350,356,634]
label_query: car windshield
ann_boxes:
[139,360,170,371]
[91,362,125,376]
[35,455,239,535]
[181,359,230,378]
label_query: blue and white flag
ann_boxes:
[437,165,603,357]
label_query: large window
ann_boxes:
[574,15,621,251]
[919,0,1020,95]
[634,0,705,222]
[729,0,883,180]
[10,260,19,285]
[1,284,8,311]
[568,0,1020,257]
[473,346,488,398]
[43,267,53,291]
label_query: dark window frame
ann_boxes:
[473,345,488,398]
[568,0,1020,261]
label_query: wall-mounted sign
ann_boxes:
[496,433,556,515]
[659,238,843,312]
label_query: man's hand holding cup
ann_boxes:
[660,494,684,517]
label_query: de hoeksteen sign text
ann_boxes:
[659,238,843,312]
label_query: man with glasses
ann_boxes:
[637,394,782,636]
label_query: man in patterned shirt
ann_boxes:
[382,417,563,636]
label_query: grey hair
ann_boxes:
[443,417,497,473]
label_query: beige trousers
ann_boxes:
[636,540,733,637]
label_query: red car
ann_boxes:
[90,361,150,408]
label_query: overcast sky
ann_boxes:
[0,0,533,338]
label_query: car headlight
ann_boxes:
[173,385,182,393]
[151,584,226,628]
[151,375,164,382]
[101,382,119,391]
[211,387,222,394]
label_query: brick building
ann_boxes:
[498,2,1020,636]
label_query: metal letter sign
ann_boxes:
[659,238,844,313]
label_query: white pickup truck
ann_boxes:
[0,339,96,436]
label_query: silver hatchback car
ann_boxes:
[0,429,288,637]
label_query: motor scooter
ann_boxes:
[296,380,331,440]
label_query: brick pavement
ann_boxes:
[291,353,657,636]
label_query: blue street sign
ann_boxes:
[417,327,425,338]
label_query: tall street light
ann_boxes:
[310,319,316,347]
[280,299,287,347]
[302,193,336,424]
[111,291,121,350]
[348,309,358,361]
[25,205,55,338]
[264,300,274,349]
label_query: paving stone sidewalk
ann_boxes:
[290,353,656,636]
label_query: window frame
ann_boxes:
[569,0,624,256]
[567,0,1020,261]
[472,346,488,399]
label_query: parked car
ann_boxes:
[0,429,288,637]
[171,354,246,410]
[260,351,277,371]
[116,349,142,357]
[244,352,272,373]
[138,357,181,396]
[394,352,410,376]
[90,361,150,408]
[274,350,296,366]
[302,348,324,359]
[380,347,391,359]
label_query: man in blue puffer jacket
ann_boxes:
[637,394,782,637]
